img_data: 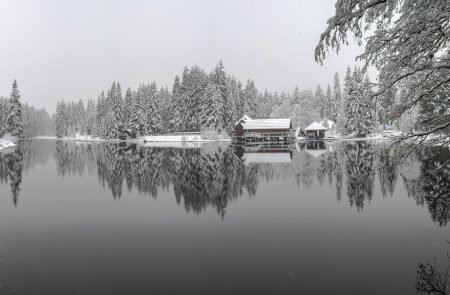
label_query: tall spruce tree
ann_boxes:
[6,80,24,138]
[331,72,341,123]
[123,87,133,128]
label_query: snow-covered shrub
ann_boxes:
[200,130,219,140]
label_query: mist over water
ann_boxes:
[0,139,448,294]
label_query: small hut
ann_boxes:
[304,121,327,139]
[232,115,293,143]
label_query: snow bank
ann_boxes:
[0,135,17,151]
[332,130,405,141]
[140,134,231,143]
[61,133,106,142]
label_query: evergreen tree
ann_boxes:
[325,84,332,119]
[123,87,133,128]
[168,75,182,132]
[345,68,376,137]
[331,72,341,123]
[6,80,24,138]
[55,101,68,138]
[201,84,222,130]
[314,85,326,118]
[129,85,146,137]
[0,97,10,137]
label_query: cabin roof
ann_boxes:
[234,114,252,126]
[304,121,327,131]
[240,118,291,130]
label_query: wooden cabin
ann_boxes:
[232,115,294,143]
[304,121,327,139]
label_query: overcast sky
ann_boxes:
[0,0,364,111]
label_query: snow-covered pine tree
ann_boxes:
[228,78,241,123]
[84,99,96,135]
[242,80,258,119]
[103,86,116,139]
[6,80,24,138]
[95,91,106,137]
[0,97,10,137]
[314,85,326,119]
[157,86,172,133]
[234,80,245,120]
[201,84,222,130]
[211,60,232,131]
[75,99,86,134]
[168,75,182,132]
[142,82,161,135]
[345,68,376,137]
[102,81,123,138]
[329,72,342,124]
[186,66,207,131]
[325,84,332,119]
[129,84,146,137]
[55,100,68,138]
[113,82,124,130]
[123,87,133,128]
[178,67,191,131]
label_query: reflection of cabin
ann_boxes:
[296,140,328,158]
[232,115,294,143]
[304,121,327,139]
[233,144,292,165]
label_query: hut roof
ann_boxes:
[234,114,252,126]
[304,121,327,131]
[241,118,291,130]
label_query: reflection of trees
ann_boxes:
[377,147,399,198]
[53,143,270,217]
[345,142,375,211]
[45,140,450,222]
[54,141,96,177]
[0,148,23,206]
[403,147,450,226]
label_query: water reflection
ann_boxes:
[0,140,449,225]
[402,147,450,226]
[0,149,23,206]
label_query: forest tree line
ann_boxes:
[53,60,378,139]
[1,61,436,140]
[54,60,430,140]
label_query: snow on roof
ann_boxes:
[304,121,327,131]
[234,114,252,126]
[241,118,291,130]
[241,152,292,164]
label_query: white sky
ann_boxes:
[0,0,365,111]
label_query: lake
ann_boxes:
[0,139,448,294]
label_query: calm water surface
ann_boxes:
[0,139,448,295]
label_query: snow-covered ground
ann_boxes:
[140,134,231,142]
[297,130,405,141]
[0,136,17,151]
[36,133,231,143]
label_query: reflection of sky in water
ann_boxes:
[0,139,448,295]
